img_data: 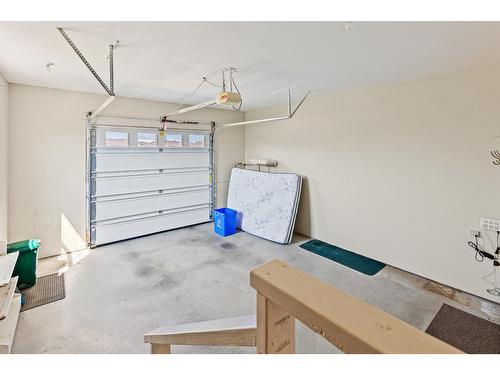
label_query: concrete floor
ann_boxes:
[12,223,500,354]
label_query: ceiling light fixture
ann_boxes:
[164,67,242,119]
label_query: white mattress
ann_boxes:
[226,168,302,244]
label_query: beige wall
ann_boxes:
[245,64,500,302]
[0,73,7,255]
[8,84,244,258]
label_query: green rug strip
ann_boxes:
[299,239,385,276]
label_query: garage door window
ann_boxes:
[138,132,157,147]
[165,133,183,148]
[189,134,206,148]
[105,131,128,147]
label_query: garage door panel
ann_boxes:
[94,207,210,245]
[89,125,213,246]
[94,171,209,196]
[95,151,209,172]
[94,188,210,221]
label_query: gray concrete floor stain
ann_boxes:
[219,242,237,250]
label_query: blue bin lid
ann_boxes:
[215,207,237,215]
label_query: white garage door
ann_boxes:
[88,124,213,246]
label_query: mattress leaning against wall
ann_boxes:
[226,168,302,244]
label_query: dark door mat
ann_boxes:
[299,239,385,276]
[425,304,500,353]
[20,273,65,312]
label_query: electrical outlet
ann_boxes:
[480,217,500,232]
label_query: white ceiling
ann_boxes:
[1,21,500,110]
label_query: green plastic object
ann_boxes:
[7,239,41,252]
[7,239,40,289]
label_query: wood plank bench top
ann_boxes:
[250,259,462,354]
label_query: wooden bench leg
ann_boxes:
[256,292,295,354]
[151,343,171,354]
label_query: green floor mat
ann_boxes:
[299,239,385,276]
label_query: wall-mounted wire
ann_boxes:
[468,231,498,262]
[496,230,500,255]
[468,234,484,262]
[469,231,500,296]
